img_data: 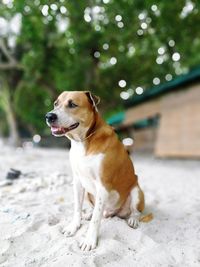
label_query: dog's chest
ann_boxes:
[69,141,104,194]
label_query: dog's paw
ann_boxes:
[62,223,80,237]
[127,216,140,229]
[79,237,97,251]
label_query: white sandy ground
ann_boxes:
[0,143,200,267]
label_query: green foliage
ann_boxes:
[0,0,200,136]
[14,84,50,131]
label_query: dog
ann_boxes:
[46,91,152,251]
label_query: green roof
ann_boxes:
[106,111,125,125]
[107,66,200,126]
[125,66,200,108]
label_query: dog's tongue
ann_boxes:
[50,123,79,135]
[51,126,66,134]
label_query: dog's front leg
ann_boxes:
[80,185,108,251]
[63,177,84,237]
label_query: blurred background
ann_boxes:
[0,0,200,157]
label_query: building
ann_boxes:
[108,67,200,158]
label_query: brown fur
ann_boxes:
[82,114,139,209]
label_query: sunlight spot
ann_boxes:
[158,47,165,55]
[137,29,143,36]
[2,0,13,8]
[168,39,175,47]
[94,51,100,58]
[93,6,101,14]
[84,13,91,22]
[127,88,134,96]
[50,4,58,11]
[41,5,49,16]
[118,80,126,88]
[165,74,172,81]
[110,57,117,65]
[57,18,69,32]
[117,22,124,28]
[95,25,101,31]
[24,6,31,13]
[103,43,109,50]
[180,0,194,18]
[153,77,160,85]
[115,15,122,22]
[138,12,146,20]
[34,0,40,6]
[156,56,164,64]
[146,17,152,23]
[120,91,129,100]
[172,52,180,61]
[175,68,182,75]
[67,38,74,45]
[151,5,158,12]
[33,135,41,143]
[2,0,13,4]
[141,22,147,29]
[135,87,144,95]
[122,138,134,146]
[60,6,67,14]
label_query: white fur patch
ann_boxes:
[127,186,141,229]
[53,107,76,127]
[103,190,120,217]
[130,186,140,210]
[70,140,104,195]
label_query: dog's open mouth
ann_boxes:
[51,123,79,135]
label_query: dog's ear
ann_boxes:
[85,91,100,110]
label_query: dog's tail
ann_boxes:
[139,213,153,223]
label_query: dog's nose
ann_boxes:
[45,112,57,123]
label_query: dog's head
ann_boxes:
[45,91,100,137]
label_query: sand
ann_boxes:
[0,143,200,267]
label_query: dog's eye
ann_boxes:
[54,101,59,107]
[68,100,78,108]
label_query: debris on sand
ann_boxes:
[6,169,21,180]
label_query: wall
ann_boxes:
[124,83,200,158]
[155,84,200,157]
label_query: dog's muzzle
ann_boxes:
[45,112,79,136]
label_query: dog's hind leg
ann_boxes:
[126,185,144,229]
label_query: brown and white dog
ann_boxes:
[46,91,152,251]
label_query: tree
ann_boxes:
[0,0,200,144]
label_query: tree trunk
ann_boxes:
[0,83,21,147]
[6,101,21,147]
